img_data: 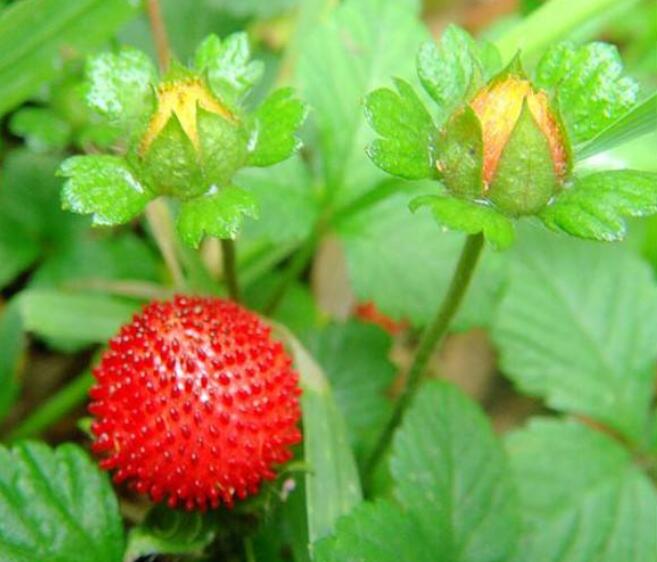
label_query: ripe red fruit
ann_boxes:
[89,295,302,511]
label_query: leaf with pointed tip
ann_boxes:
[177,186,259,247]
[577,93,657,160]
[59,155,153,226]
[0,442,124,562]
[417,25,501,120]
[411,194,515,249]
[540,170,657,241]
[248,87,307,167]
[195,33,264,104]
[364,78,436,180]
[506,419,657,562]
[85,47,156,134]
[535,42,638,145]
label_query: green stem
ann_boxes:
[243,537,256,562]
[146,199,186,291]
[496,0,636,61]
[364,233,485,490]
[6,372,94,442]
[221,238,241,302]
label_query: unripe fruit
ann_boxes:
[89,296,302,511]
[437,74,570,216]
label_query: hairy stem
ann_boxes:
[221,239,241,302]
[145,0,171,71]
[145,200,186,290]
[364,233,485,489]
[6,372,94,442]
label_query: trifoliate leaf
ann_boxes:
[507,419,657,562]
[410,194,515,249]
[391,381,520,562]
[303,321,396,464]
[540,170,657,241]
[195,33,264,104]
[0,442,124,562]
[535,42,639,145]
[364,78,436,180]
[247,87,307,167]
[85,47,156,134]
[492,228,657,441]
[315,500,435,562]
[337,186,505,329]
[59,155,153,226]
[417,25,500,120]
[177,186,259,247]
[297,0,428,204]
[9,107,72,152]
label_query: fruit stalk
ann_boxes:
[364,233,485,488]
[221,238,241,301]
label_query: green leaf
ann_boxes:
[125,505,218,560]
[0,442,124,562]
[506,419,657,562]
[279,329,362,546]
[0,0,139,117]
[296,0,428,204]
[337,186,505,328]
[59,155,153,226]
[237,156,319,244]
[303,321,396,464]
[391,380,520,561]
[417,25,500,119]
[0,300,25,421]
[364,78,436,180]
[85,47,157,133]
[577,93,657,160]
[248,87,307,167]
[540,170,657,241]
[315,500,435,562]
[492,228,657,441]
[411,195,515,249]
[176,186,259,247]
[19,289,138,347]
[195,32,264,103]
[9,107,72,152]
[535,42,639,145]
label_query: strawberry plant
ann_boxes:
[1,0,656,561]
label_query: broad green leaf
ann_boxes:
[237,156,319,244]
[125,506,218,560]
[507,419,657,562]
[247,87,308,167]
[364,78,436,180]
[417,25,499,119]
[19,289,138,347]
[59,155,153,226]
[85,47,157,134]
[540,170,657,241]
[391,381,520,561]
[9,107,71,152]
[0,442,124,562]
[219,0,297,18]
[195,32,264,104]
[279,329,362,546]
[411,195,515,249]
[337,186,506,328]
[303,321,396,463]
[297,0,428,203]
[492,228,657,441]
[577,93,657,160]
[176,186,259,247]
[0,0,139,116]
[535,42,638,145]
[315,500,435,562]
[0,300,25,421]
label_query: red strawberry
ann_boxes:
[89,295,302,511]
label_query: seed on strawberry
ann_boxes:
[89,295,302,511]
